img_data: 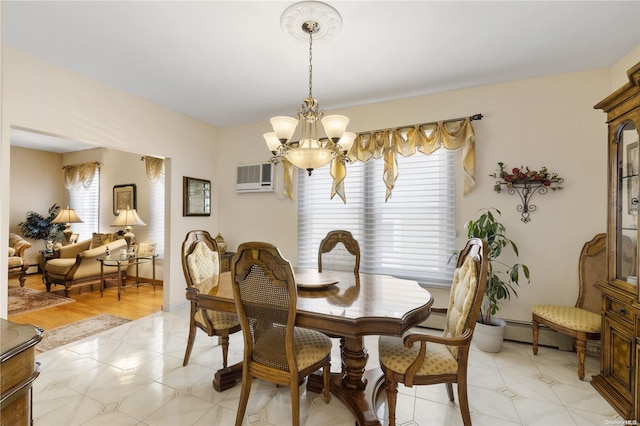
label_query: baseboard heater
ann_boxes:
[418,313,577,352]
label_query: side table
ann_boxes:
[220,252,235,273]
[98,254,157,300]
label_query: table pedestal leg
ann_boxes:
[307,337,383,426]
[213,362,243,392]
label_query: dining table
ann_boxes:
[196,268,433,426]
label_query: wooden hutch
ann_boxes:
[591,61,640,419]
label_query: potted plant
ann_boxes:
[19,203,65,250]
[463,208,530,352]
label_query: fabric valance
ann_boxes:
[62,162,101,190]
[283,114,480,202]
[143,156,165,185]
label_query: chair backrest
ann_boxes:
[577,233,607,314]
[181,230,221,296]
[318,230,361,274]
[232,242,297,372]
[442,238,488,358]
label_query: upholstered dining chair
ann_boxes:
[378,238,488,426]
[181,230,241,367]
[318,229,360,274]
[532,233,607,380]
[232,241,332,426]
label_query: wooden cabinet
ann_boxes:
[592,62,640,420]
[0,319,43,426]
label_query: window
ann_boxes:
[148,161,165,258]
[298,149,456,286]
[68,168,99,241]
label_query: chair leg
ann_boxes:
[291,377,300,426]
[322,362,331,403]
[219,333,230,369]
[19,272,26,287]
[532,318,539,355]
[576,335,587,381]
[183,310,198,366]
[235,373,252,426]
[446,382,454,401]
[384,378,398,426]
[457,374,472,426]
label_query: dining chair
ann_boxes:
[181,230,241,367]
[531,233,607,380]
[232,241,331,426]
[318,229,360,274]
[378,238,488,426]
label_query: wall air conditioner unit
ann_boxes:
[236,163,274,193]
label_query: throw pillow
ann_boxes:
[89,233,115,249]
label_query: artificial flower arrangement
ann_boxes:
[491,162,564,193]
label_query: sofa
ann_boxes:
[44,233,127,296]
[8,233,32,286]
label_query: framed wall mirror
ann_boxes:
[183,176,211,216]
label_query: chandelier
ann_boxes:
[264,1,356,176]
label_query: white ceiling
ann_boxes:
[4,0,640,151]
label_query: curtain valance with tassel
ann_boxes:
[283,114,481,202]
[62,162,101,190]
[142,156,165,185]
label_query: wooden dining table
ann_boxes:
[195,269,433,426]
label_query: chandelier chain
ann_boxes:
[308,26,314,100]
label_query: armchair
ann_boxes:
[8,233,32,286]
[44,234,127,297]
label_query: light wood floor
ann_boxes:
[8,273,163,330]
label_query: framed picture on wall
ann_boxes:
[183,176,211,216]
[113,184,137,215]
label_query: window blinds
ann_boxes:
[69,168,99,241]
[298,149,456,286]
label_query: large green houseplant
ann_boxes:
[19,203,65,249]
[464,208,530,325]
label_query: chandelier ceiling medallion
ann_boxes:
[264,1,355,176]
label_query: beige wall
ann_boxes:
[9,146,66,266]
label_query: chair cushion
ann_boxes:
[253,326,331,371]
[8,247,15,257]
[443,256,477,357]
[532,305,600,333]
[195,309,240,330]
[379,335,458,376]
[45,258,77,276]
[8,256,23,270]
[187,241,219,294]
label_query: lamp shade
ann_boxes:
[263,132,281,153]
[321,115,349,141]
[337,132,356,153]
[112,207,146,227]
[51,207,83,224]
[270,116,298,142]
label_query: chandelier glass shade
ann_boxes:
[265,2,354,175]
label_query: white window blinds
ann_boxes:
[148,161,165,258]
[68,167,99,241]
[298,149,456,286]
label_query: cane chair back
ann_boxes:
[232,241,331,426]
[532,233,607,380]
[181,230,240,368]
[378,238,488,426]
[318,230,361,274]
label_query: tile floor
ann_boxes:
[33,305,622,425]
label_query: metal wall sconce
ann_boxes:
[492,163,564,223]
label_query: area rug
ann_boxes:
[37,314,131,352]
[8,287,75,316]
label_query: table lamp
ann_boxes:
[111,206,146,253]
[51,206,83,245]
